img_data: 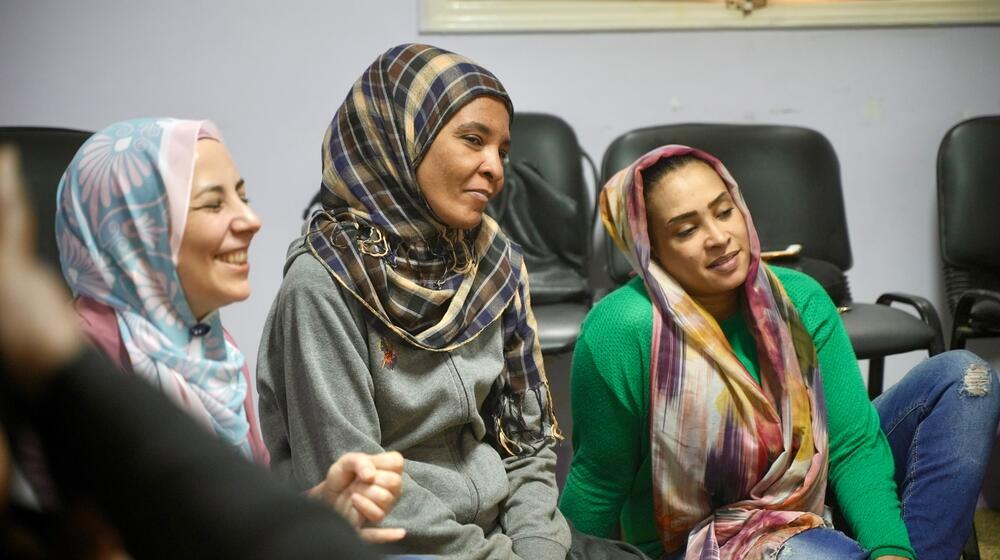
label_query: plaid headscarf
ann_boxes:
[601,145,829,559]
[306,43,559,454]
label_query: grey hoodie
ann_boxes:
[257,242,571,559]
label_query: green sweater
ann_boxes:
[559,266,915,559]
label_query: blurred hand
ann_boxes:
[306,451,406,543]
[0,145,83,392]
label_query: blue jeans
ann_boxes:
[776,350,1000,560]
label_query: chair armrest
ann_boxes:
[875,292,945,355]
[950,289,1000,351]
[953,289,1000,325]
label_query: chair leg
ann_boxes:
[951,312,968,351]
[868,357,885,400]
[962,523,980,560]
[952,328,968,351]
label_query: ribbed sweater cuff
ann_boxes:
[512,535,570,560]
[869,545,916,559]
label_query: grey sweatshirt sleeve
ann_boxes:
[501,402,571,559]
[256,253,532,559]
[498,295,571,559]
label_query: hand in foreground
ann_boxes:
[0,145,84,392]
[307,451,406,543]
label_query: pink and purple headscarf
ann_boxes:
[601,145,830,559]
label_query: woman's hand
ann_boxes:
[0,146,84,391]
[307,451,406,543]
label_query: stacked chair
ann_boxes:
[938,115,1000,352]
[937,115,1000,560]
[0,127,92,271]
[488,113,596,356]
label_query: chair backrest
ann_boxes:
[600,123,853,285]
[0,127,92,271]
[488,112,593,304]
[937,115,1000,308]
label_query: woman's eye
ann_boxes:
[499,149,509,161]
[463,135,483,146]
[195,201,223,212]
[675,226,696,238]
[718,207,734,219]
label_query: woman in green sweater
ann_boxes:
[560,145,999,560]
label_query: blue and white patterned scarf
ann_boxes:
[56,117,251,457]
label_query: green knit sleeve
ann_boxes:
[559,278,652,539]
[773,266,915,560]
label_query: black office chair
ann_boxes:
[601,123,944,398]
[0,127,92,273]
[488,113,595,355]
[937,115,1000,560]
[938,115,1000,352]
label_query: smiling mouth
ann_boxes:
[466,190,492,203]
[708,250,739,269]
[216,249,248,265]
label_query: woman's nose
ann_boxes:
[234,203,262,234]
[704,220,729,247]
[480,148,504,184]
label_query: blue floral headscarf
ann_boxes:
[55,117,251,457]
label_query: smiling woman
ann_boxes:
[55,118,268,460]
[256,44,565,557]
[256,43,646,559]
[176,139,261,321]
[560,144,1000,560]
[415,96,511,230]
[51,118,406,545]
[642,155,749,319]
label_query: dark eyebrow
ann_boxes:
[192,178,245,198]
[454,121,511,145]
[708,190,730,208]
[665,191,730,226]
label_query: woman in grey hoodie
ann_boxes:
[257,43,637,559]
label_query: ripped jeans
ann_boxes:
[775,350,1000,560]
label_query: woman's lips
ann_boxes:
[466,190,490,204]
[708,251,740,273]
[215,248,250,272]
[216,249,248,265]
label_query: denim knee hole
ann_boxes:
[960,362,991,398]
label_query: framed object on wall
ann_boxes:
[420,0,1000,32]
